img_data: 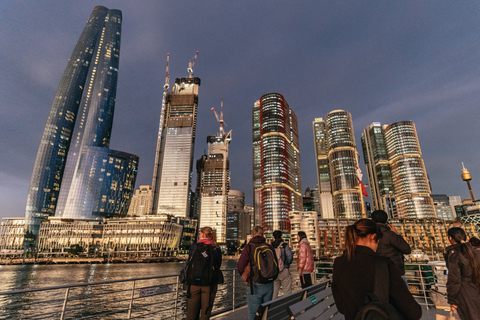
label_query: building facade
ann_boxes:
[152,77,201,218]
[313,118,334,218]
[25,6,130,236]
[325,110,363,218]
[289,211,320,257]
[128,185,154,216]
[226,190,245,249]
[195,135,231,244]
[253,93,302,238]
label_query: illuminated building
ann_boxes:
[361,121,435,219]
[289,211,320,257]
[316,218,479,256]
[195,136,231,244]
[252,100,262,227]
[127,185,154,216]
[151,76,201,218]
[383,121,435,218]
[226,190,245,249]
[325,110,363,218]
[25,6,138,236]
[252,93,302,238]
[313,119,334,218]
[431,194,456,221]
[361,123,395,216]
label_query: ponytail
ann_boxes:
[344,219,383,261]
[448,227,480,290]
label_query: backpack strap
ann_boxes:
[374,257,390,302]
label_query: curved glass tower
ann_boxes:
[325,110,362,218]
[383,121,435,218]
[25,7,133,236]
[254,93,302,237]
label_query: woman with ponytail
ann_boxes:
[185,227,222,320]
[331,219,421,320]
[445,227,480,319]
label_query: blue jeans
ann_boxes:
[246,282,274,320]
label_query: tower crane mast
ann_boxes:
[187,51,199,78]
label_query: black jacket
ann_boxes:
[332,246,421,320]
[188,242,222,271]
[445,243,480,320]
[375,223,411,275]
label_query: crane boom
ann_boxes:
[187,51,199,78]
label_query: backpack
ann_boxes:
[274,242,288,272]
[186,243,215,286]
[250,242,279,284]
[354,257,406,320]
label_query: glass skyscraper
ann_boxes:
[152,77,201,218]
[325,110,363,218]
[361,121,435,219]
[253,93,302,238]
[312,118,334,218]
[25,6,137,236]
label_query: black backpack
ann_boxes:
[250,242,279,284]
[186,243,215,286]
[354,257,405,320]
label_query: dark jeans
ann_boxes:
[300,273,313,289]
[186,284,218,320]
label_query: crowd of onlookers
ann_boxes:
[181,212,480,320]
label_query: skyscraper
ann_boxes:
[25,6,137,236]
[361,122,395,215]
[325,110,363,218]
[361,121,435,219]
[252,93,302,237]
[312,118,334,218]
[151,76,201,218]
[226,190,245,249]
[252,100,262,227]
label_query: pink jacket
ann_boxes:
[297,239,314,273]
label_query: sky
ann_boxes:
[1,1,479,218]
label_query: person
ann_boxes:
[272,230,293,299]
[444,227,480,320]
[371,209,411,285]
[468,236,480,250]
[237,226,277,320]
[331,219,422,320]
[297,231,314,289]
[186,227,222,320]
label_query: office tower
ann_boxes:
[195,109,232,244]
[361,123,395,216]
[252,100,262,227]
[362,121,435,219]
[289,211,319,256]
[252,93,302,237]
[325,110,363,218]
[383,121,435,218]
[151,75,201,218]
[128,185,154,216]
[431,194,455,220]
[226,190,245,249]
[312,119,334,218]
[25,6,134,235]
[241,205,253,242]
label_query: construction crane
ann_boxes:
[211,98,232,141]
[187,51,198,78]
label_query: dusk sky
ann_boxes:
[1,1,479,218]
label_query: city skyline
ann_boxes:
[1,2,480,218]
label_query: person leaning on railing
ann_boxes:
[444,227,480,320]
[331,219,422,320]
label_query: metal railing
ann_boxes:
[315,261,447,309]
[0,268,248,319]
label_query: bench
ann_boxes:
[254,280,344,320]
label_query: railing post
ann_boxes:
[232,269,236,311]
[60,287,70,320]
[418,264,429,310]
[174,275,180,319]
[127,280,136,319]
